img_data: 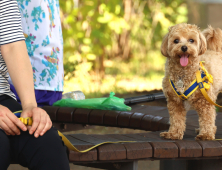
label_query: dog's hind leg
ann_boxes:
[192,97,217,140]
[160,99,186,140]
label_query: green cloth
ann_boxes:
[53,92,131,111]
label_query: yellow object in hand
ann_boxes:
[19,117,33,126]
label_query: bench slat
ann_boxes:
[150,142,178,158]
[89,109,108,125]
[174,141,202,158]
[97,143,126,161]
[117,111,134,128]
[69,145,97,162]
[103,110,121,126]
[198,141,222,157]
[123,142,152,159]
[57,107,76,122]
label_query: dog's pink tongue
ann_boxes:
[180,55,188,67]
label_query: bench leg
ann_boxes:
[160,159,222,170]
[74,161,138,170]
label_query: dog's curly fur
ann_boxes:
[160,23,222,140]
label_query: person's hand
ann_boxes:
[21,107,52,138]
[0,105,27,135]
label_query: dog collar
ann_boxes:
[169,61,212,100]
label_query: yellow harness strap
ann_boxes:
[196,70,222,107]
[18,115,135,153]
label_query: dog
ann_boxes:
[160,23,222,140]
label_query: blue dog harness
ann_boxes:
[169,61,212,100]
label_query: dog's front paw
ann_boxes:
[195,133,215,140]
[160,131,183,140]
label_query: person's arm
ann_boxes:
[1,41,52,138]
[2,41,36,108]
[0,0,51,138]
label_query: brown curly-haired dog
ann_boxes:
[160,23,222,140]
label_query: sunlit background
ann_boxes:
[60,0,187,98]
[60,0,222,99]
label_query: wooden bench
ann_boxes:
[41,105,222,170]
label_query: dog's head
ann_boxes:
[161,23,207,67]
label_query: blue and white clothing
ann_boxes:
[0,0,25,99]
[14,0,64,91]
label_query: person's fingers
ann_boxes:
[0,121,15,135]
[34,114,47,138]
[27,126,32,131]
[29,109,41,135]
[8,111,27,131]
[3,116,20,135]
[40,116,52,136]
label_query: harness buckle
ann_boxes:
[198,82,204,89]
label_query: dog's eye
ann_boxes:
[174,39,179,44]
[189,39,194,43]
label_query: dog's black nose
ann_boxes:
[181,46,187,52]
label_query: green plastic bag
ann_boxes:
[53,92,131,111]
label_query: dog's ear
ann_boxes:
[161,33,169,57]
[199,32,207,55]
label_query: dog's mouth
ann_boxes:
[179,54,189,67]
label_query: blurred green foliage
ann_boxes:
[59,0,187,97]
[60,0,128,78]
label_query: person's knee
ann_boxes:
[28,127,70,170]
[41,127,67,151]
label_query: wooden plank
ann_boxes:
[158,117,170,131]
[146,108,169,117]
[69,145,97,162]
[150,142,178,158]
[137,132,166,140]
[57,107,76,122]
[123,142,152,159]
[130,105,147,113]
[89,134,150,160]
[133,106,167,116]
[97,143,126,161]
[103,110,121,126]
[150,116,164,131]
[174,141,202,158]
[89,109,108,125]
[129,112,145,129]
[65,135,92,145]
[117,111,134,127]
[65,135,98,162]
[197,141,222,157]
[123,133,162,142]
[73,108,91,124]
[70,134,108,145]
[42,106,59,121]
[90,134,121,142]
[140,115,155,130]
[106,134,141,142]
[122,134,152,142]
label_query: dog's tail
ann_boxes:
[202,25,222,52]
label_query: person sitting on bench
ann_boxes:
[0,0,70,169]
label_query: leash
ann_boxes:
[14,111,135,153]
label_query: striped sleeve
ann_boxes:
[0,0,25,45]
